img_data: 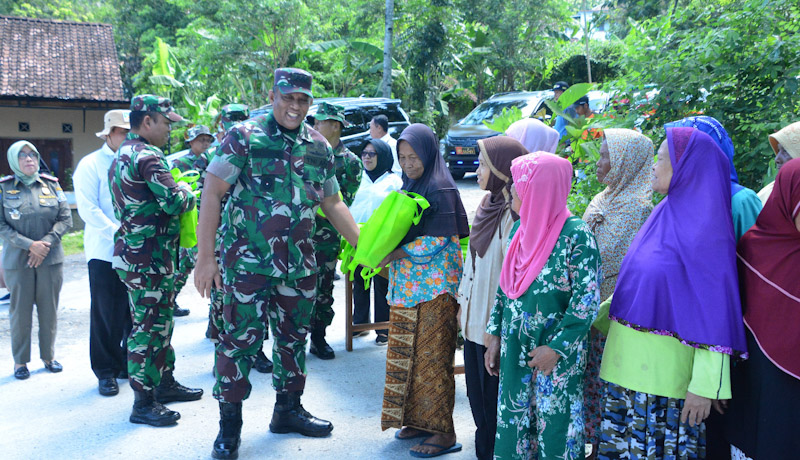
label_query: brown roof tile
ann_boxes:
[0,15,126,102]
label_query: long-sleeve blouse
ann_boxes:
[486,217,602,359]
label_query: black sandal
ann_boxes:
[44,360,63,373]
[14,366,29,380]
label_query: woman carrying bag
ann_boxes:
[379,124,469,458]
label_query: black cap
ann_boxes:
[553,81,569,92]
[574,95,590,106]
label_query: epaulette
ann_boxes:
[0,175,14,183]
[40,173,59,182]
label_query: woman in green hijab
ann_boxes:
[0,141,72,380]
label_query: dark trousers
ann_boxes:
[352,268,389,335]
[89,260,132,380]
[464,338,499,460]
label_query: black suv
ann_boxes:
[440,90,554,179]
[252,97,410,154]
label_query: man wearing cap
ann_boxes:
[110,94,203,427]
[552,81,577,139]
[308,102,362,360]
[169,124,215,318]
[195,68,360,459]
[73,109,133,397]
[201,104,274,375]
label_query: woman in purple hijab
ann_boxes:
[379,124,469,458]
[597,127,747,460]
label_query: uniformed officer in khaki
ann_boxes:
[0,141,72,380]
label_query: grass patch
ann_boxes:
[62,231,84,256]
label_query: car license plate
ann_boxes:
[455,146,475,155]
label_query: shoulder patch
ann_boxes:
[40,173,60,182]
[0,175,13,183]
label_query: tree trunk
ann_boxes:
[382,0,394,98]
[583,0,593,83]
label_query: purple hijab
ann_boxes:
[610,127,748,357]
[399,124,469,241]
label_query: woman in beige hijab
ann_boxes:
[758,121,800,205]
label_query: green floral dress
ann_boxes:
[487,216,601,459]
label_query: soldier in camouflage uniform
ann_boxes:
[201,104,274,375]
[194,69,360,459]
[307,102,362,360]
[109,95,203,427]
[171,125,215,317]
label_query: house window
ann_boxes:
[18,122,30,132]
[62,123,73,133]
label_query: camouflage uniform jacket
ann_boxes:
[332,142,362,207]
[206,112,339,280]
[109,133,197,274]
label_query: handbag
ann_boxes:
[170,168,200,248]
[340,191,430,284]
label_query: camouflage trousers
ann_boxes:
[206,254,269,345]
[116,270,176,392]
[311,220,341,329]
[173,246,197,296]
[213,269,316,403]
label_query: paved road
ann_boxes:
[0,176,488,460]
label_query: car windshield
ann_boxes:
[460,100,536,126]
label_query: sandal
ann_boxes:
[409,441,463,458]
[394,428,431,440]
[44,360,63,373]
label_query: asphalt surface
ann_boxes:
[0,175,487,460]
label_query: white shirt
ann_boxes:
[73,143,120,263]
[349,171,404,224]
[379,133,402,176]
[457,210,516,345]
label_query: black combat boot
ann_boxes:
[253,348,274,374]
[308,325,335,360]
[269,391,333,437]
[212,402,242,459]
[154,371,204,403]
[130,389,180,426]
[173,303,190,317]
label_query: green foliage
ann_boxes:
[483,107,525,133]
[611,0,800,189]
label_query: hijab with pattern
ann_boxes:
[6,140,40,186]
[470,136,528,260]
[738,157,800,378]
[505,118,560,154]
[582,129,654,299]
[361,138,394,183]
[499,152,573,299]
[399,124,469,241]
[610,127,747,357]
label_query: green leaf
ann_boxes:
[558,83,593,109]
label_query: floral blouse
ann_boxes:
[387,235,463,308]
[487,217,602,358]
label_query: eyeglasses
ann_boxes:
[18,151,39,160]
[361,150,377,158]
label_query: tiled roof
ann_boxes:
[0,15,126,102]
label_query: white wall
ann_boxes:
[0,106,110,169]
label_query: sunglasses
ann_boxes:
[18,151,39,160]
[361,150,377,158]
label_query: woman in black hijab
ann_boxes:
[379,124,469,458]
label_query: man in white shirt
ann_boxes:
[369,114,401,176]
[73,110,133,397]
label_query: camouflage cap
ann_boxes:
[313,102,352,127]
[185,125,213,143]
[216,103,250,132]
[130,94,183,122]
[273,68,313,98]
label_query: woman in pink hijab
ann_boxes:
[505,118,560,153]
[485,152,601,459]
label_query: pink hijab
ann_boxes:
[505,118,560,154]
[499,152,573,299]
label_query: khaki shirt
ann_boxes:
[0,174,73,269]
